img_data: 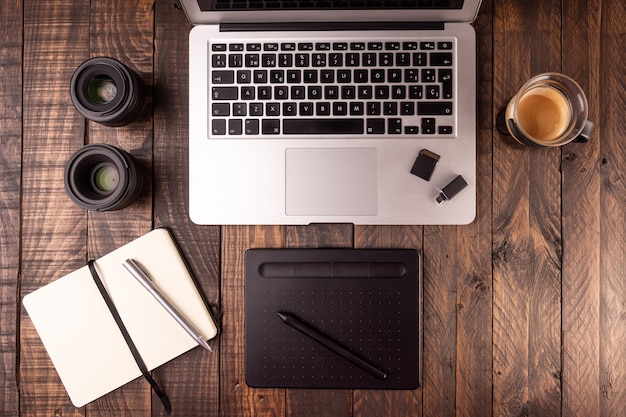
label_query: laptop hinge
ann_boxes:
[220,22,445,32]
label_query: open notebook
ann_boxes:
[23,228,218,408]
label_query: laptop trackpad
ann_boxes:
[286,148,378,216]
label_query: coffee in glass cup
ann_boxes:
[499,73,594,147]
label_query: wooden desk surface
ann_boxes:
[1,1,624,416]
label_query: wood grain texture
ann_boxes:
[20,1,91,416]
[6,0,626,416]
[561,1,603,416]
[492,1,563,416]
[0,1,22,415]
[596,1,626,416]
[153,1,222,416]
[220,226,286,417]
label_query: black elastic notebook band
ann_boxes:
[88,260,172,414]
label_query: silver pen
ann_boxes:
[122,258,212,352]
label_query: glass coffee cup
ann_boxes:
[498,73,594,147]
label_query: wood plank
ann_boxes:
[353,226,423,417]
[561,0,603,415]
[284,224,354,417]
[20,1,91,416]
[86,1,155,416]
[153,1,221,416]
[221,226,286,417]
[492,0,563,416]
[596,1,626,415]
[0,1,22,415]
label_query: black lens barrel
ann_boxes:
[70,57,145,127]
[64,144,143,211]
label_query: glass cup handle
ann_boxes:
[573,120,594,143]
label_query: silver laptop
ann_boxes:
[180,0,480,225]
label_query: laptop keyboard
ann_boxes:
[209,38,455,138]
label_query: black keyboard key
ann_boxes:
[333,102,348,116]
[237,70,252,84]
[245,54,260,67]
[262,119,281,134]
[426,85,440,99]
[439,69,453,98]
[254,70,268,83]
[396,52,411,66]
[379,53,393,66]
[417,102,453,115]
[241,86,256,100]
[233,103,247,116]
[261,54,277,67]
[413,52,427,66]
[388,118,402,134]
[299,102,314,116]
[212,44,227,51]
[258,86,271,99]
[439,125,453,134]
[316,102,331,115]
[228,119,242,135]
[366,118,385,134]
[346,53,360,66]
[349,102,364,115]
[212,119,226,135]
[420,41,436,50]
[212,87,238,100]
[245,119,259,135]
[358,86,372,99]
[438,41,453,50]
[422,68,436,82]
[366,102,381,115]
[212,54,227,68]
[405,125,419,134]
[295,53,309,67]
[430,52,453,66]
[421,118,436,134]
[383,102,398,115]
[283,102,297,116]
[229,54,243,68]
[401,102,415,115]
[212,70,234,84]
[249,103,263,116]
[278,54,292,67]
[316,42,331,51]
[212,103,230,116]
[283,118,363,134]
[266,102,280,116]
[350,42,366,50]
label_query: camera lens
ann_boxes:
[70,57,145,127]
[64,144,143,211]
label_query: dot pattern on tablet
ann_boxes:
[245,249,421,390]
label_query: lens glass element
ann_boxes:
[93,164,119,193]
[87,76,117,104]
